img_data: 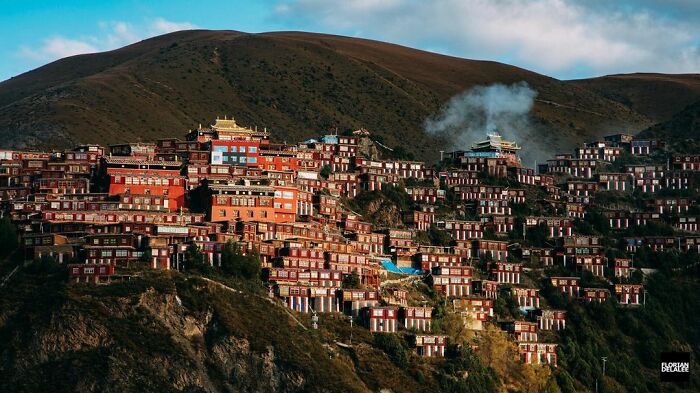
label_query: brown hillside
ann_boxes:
[638,99,700,153]
[0,30,659,160]
[568,73,700,123]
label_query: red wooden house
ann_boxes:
[362,307,398,333]
[68,264,118,284]
[413,335,447,357]
[582,288,610,303]
[550,277,580,297]
[431,266,473,297]
[490,262,522,285]
[502,320,538,342]
[535,309,566,331]
[519,343,557,366]
[400,306,433,332]
[614,284,644,305]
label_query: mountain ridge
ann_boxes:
[0,30,694,161]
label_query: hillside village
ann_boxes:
[1,115,698,381]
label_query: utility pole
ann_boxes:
[602,356,607,376]
[311,307,319,330]
[631,252,634,269]
[349,316,354,346]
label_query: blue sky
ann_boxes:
[1,0,699,82]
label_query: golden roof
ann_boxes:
[471,132,521,151]
[211,117,254,134]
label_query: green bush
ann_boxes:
[373,333,409,369]
[220,240,261,280]
[0,216,18,257]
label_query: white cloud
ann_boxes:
[19,37,98,61]
[275,0,700,77]
[17,17,197,65]
[150,17,197,34]
[104,21,140,47]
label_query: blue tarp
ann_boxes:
[380,260,423,275]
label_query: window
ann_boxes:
[115,250,128,257]
[249,146,257,153]
[213,145,228,153]
[219,209,226,217]
[239,146,247,153]
[248,157,257,163]
[247,210,254,218]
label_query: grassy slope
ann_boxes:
[0,263,441,393]
[637,99,700,152]
[0,30,655,161]
[568,73,700,123]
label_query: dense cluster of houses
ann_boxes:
[2,116,697,365]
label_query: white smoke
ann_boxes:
[425,82,547,167]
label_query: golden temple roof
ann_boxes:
[211,117,254,134]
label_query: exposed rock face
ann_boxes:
[364,198,403,229]
[0,274,370,393]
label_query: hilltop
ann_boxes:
[0,29,683,160]
[569,73,700,123]
[638,99,700,152]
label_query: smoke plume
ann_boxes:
[425,82,547,167]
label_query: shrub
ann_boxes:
[220,240,261,280]
[373,333,409,368]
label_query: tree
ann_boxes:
[242,249,262,279]
[526,222,550,247]
[184,243,209,274]
[440,311,474,345]
[482,227,499,240]
[493,292,520,319]
[220,240,242,274]
[429,225,455,247]
[521,364,555,393]
[319,164,332,179]
[26,255,62,275]
[476,324,520,379]
[373,333,409,368]
[342,271,361,288]
[0,216,18,257]
[220,240,261,280]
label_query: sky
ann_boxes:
[1,0,699,82]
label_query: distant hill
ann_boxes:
[638,99,700,152]
[569,73,700,123]
[0,29,675,161]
